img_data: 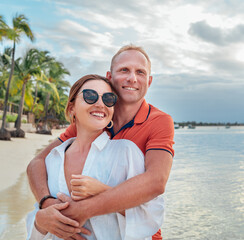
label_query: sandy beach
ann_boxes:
[0,129,64,192]
[0,128,65,239]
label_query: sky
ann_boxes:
[1,0,244,123]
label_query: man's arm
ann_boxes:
[60,150,173,224]
[27,138,62,204]
[27,138,92,240]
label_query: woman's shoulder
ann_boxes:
[108,139,144,157]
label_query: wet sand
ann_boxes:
[0,129,65,239]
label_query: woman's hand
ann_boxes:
[70,175,111,201]
[35,202,82,239]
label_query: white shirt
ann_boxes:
[26,131,164,240]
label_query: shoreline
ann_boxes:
[0,129,64,192]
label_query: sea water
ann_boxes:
[162,126,244,239]
[0,127,243,239]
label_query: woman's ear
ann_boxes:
[67,102,75,123]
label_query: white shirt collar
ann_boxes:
[54,131,110,154]
[91,131,110,151]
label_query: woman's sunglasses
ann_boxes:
[80,89,117,107]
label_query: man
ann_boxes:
[27,44,174,240]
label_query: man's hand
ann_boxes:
[70,175,111,201]
[35,202,82,238]
[57,193,89,227]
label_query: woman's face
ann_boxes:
[71,80,114,132]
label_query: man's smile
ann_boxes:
[122,86,138,91]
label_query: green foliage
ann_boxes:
[0,13,71,129]
[0,114,17,122]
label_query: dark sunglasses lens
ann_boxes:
[102,93,117,107]
[83,90,98,104]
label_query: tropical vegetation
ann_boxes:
[0,13,70,140]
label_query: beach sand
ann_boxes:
[0,129,65,239]
[0,129,64,192]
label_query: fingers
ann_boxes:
[66,233,87,240]
[71,189,90,200]
[57,210,80,227]
[71,184,84,192]
[57,220,80,233]
[35,202,83,239]
[71,186,86,194]
[70,175,92,186]
[71,192,84,201]
[57,192,72,203]
[52,223,81,238]
[65,235,87,240]
[70,178,84,186]
[71,174,83,179]
[80,226,91,235]
[54,201,69,210]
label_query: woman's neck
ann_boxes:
[73,125,103,153]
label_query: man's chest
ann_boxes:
[112,126,149,155]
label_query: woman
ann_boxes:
[26,74,164,240]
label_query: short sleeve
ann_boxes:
[59,123,77,142]
[146,114,175,156]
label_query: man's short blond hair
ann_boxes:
[110,44,151,73]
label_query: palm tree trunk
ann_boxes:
[31,81,38,113]
[15,80,27,130]
[43,93,50,131]
[1,41,15,131]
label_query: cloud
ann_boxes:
[146,73,244,122]
[37,18,115,62]
[180,0,244,17]
[188,20,244,45]
[4,0,243,122]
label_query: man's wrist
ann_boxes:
[40,197,61,209]
[39,195,56,209]
[80,196,102,219]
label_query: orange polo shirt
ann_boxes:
[59,99,175,239]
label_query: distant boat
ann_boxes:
[174,123,180,129]
[188,124,196,129]
[225,125,230,129]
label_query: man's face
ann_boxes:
[107,50,152,105]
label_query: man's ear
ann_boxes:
[106,71,112,80]
[148,76,153,87]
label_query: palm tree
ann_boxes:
[12,48,41,137]
[31,50,53,113]
[0,14,34,140]
[0,48,12,99]
[39,60,70,134]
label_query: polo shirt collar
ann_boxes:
[134,99,150,124]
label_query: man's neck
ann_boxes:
[113,99,144,134]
